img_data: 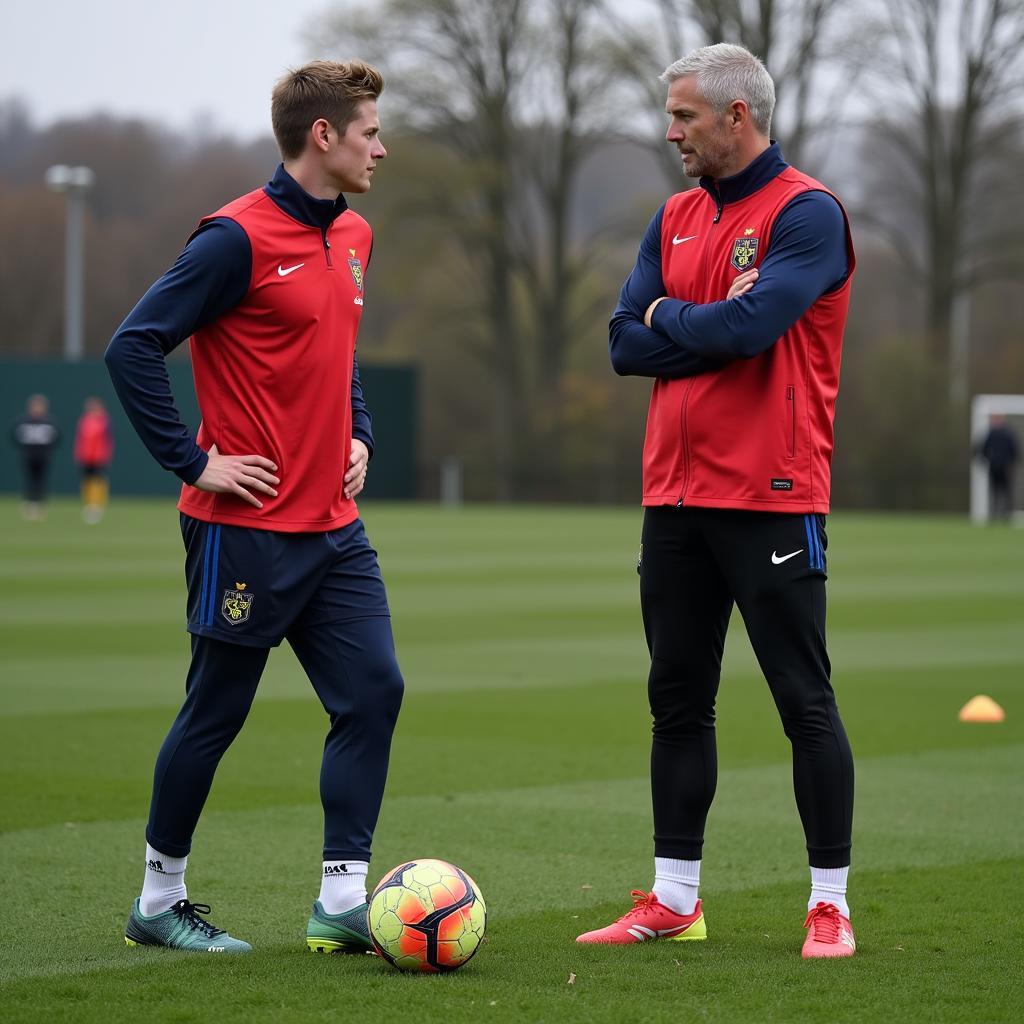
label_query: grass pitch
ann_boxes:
[0,499,1021,1023]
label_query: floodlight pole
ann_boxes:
[45,164,95,362]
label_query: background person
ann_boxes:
[74,396,114,523]
[575,43,857,959]
[105,59,402,954]
[975,414,1020,522]
[11,393,60,521]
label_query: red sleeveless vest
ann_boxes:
[178,188,371,531]
[643,168,855,513]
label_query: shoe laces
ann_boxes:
[621,889,659,919]
[803,902,841,942]
[171,900,225,939]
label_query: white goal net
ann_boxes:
[970,394,1024,525]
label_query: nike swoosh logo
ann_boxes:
[277,262,305,277]
[771,549,803,565]
[672,234,698,245]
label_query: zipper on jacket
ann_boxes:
[786,386,796,458]
[322,227,333,268]
[676,378,696,505]
[710,182,723,224]
[674,184,721,506]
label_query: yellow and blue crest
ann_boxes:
[347,252,364,293]
[221,583,254,626]
[731,236,759,271]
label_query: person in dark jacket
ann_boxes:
[11,394,60,520]
[977,414,1020,522]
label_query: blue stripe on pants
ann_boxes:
[803,515,817,569]
[204,526,222,625]
[199,525,213,626]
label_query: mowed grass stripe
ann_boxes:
[2,651,1021,832]
[3,654,1022,831]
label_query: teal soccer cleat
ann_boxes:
[124,899,252,953]
[306,899,372,953]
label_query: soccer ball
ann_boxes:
[368,859,486,972]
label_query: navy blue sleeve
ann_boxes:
[351,236,375,457]
[608,206,728,378]
[649,191,849,359]
[104,218,251,484]
[351,356,374,457]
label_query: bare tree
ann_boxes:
[516,0,615,489]
[863,0,1024,377]
[313,0,613,498]
[314,0,532,497]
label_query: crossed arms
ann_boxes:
[608,192,849,379]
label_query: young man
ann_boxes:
[106,60,403,954]
[575,44,857,958]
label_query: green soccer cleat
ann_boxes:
[306,899,373,953]
[124,898,252,953]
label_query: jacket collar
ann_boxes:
[264,164,348,229]
[699,142,787,206]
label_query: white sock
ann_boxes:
[139,844,188,917]
[652,857,700,915]
[318,860,369,915]
[809,866,850,918]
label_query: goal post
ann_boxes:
[970,394,1024,524]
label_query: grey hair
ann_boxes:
[660,43,775,135]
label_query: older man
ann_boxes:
[576,43,856,959]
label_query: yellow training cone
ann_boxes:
[958,695,1006,723]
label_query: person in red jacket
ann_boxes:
[74,397,114,523]
[575,43,856,959]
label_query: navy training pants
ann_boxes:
[145,516,404,861]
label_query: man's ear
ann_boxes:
[728,100,748,129]
[311,118,332,152]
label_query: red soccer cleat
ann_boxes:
[802,901,856,958]
[576,890,706,944]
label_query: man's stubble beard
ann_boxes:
[681,122,734,179]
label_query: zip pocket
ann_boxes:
[786,386,796,458]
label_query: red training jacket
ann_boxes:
[74,411,114,468]
[643,168,855,514]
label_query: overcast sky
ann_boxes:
[2,0,350,140]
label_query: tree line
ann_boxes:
[1,0,1022,508]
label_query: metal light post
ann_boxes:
[45,164,95,362]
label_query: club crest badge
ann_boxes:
[221,582,253,625]
[731,236,759,271]
[347,251,364,293]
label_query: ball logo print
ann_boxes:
[368,859,486,972]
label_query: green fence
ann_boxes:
[1,359,417,499]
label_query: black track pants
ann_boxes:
[640,505,854,868]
